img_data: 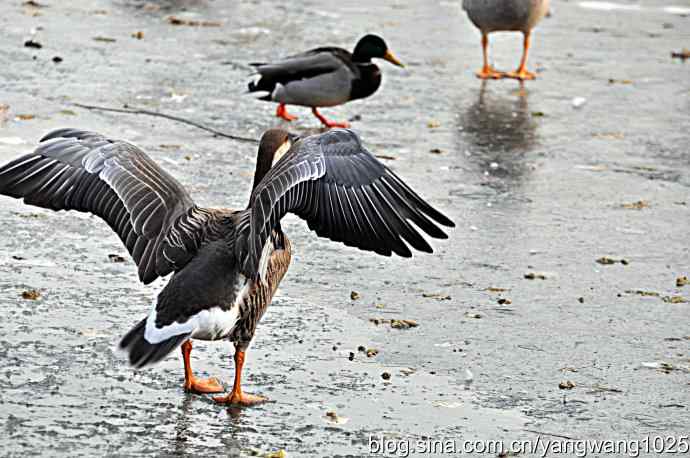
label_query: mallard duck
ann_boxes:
[462,0,550,80]
[248,34,404,128]
[0,127,453,405]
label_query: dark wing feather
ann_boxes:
[0,128,215,284]
[248,48,349,93]
[241,129,454,277]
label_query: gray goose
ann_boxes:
[463,0,550,80]
[248,34,404,128]
[0,128,454,405]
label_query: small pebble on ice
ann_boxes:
[572,97,587,108]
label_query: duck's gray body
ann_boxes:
[463,0,549,33]
[248,48,381,108]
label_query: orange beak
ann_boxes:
[383,49,404,68]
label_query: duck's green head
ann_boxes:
[353,34,404,67]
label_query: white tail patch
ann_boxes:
[143,298,240,344]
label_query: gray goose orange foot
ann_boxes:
[0,127,454,406]
[463,0,549,81]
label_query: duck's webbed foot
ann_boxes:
[312,108,350,128]
[276,103,298,121]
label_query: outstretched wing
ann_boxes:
[241,129,455,277]
[0,128,215,284]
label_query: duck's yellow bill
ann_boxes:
[384,50,404,68]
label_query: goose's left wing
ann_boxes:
[241,129,454,277]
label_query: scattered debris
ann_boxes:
[400,368,415,376]
[524,272,547,280]
[365,348,378,358]
[348,352,354,361]
[671,48,690,60]
[374,154,397,161]
[73,103,257,144]
[24,39,42,49]
[108,254,126,263]
[22,289,41,300]
[427,120,441,129]
[159,144,181,150]
[264,450,287,458]
[486,287,509,292]
[464,312,481,319]
[381,372,391,380]
[422,292,451,301]
[324,411,349,425]
[13,211,46,218]
[167,16,222,27]
[15,114,35,121]
[560,367,578,373]
[626,290,660,297]
[374,303,385,309]
[587,384,622,394]
[93,36,116,43]
[596,256,629,265]
[620,200,649,210]
[531,111,545,117]
[59,109,76,116]
[370,317,418,328]
[350,291,360,300]
[429,148,445,154]
[23,0,46,7]
[12,255,25,261]
[640,362,689,374]
[608,78,633,84]
[677,276,689,287]
[578,297,584,304]
[52,56,62,63]
[662,295,687,304]
[131,31,144,40]
[357,345,366,352]
[391,319,418,329]
[593,132,625,140]
[497,298,512,305]
[558,380,575,390]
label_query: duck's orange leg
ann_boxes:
[506,31,537,81]
[311,108,350,129]
[212,350,268,406]
[476,33,504,80]
[181,340,224,394]
[276,103,298,121]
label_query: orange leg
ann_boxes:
[506,31,537,81]
[212,350,268,406]
[276,103,298,121]
[181,340,224,394]
[476,33,504,80]
[311,107,350,129]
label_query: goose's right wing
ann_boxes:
[0,128,216,284]
[240,129,454,278]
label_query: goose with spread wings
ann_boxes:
[0,127,454,406]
